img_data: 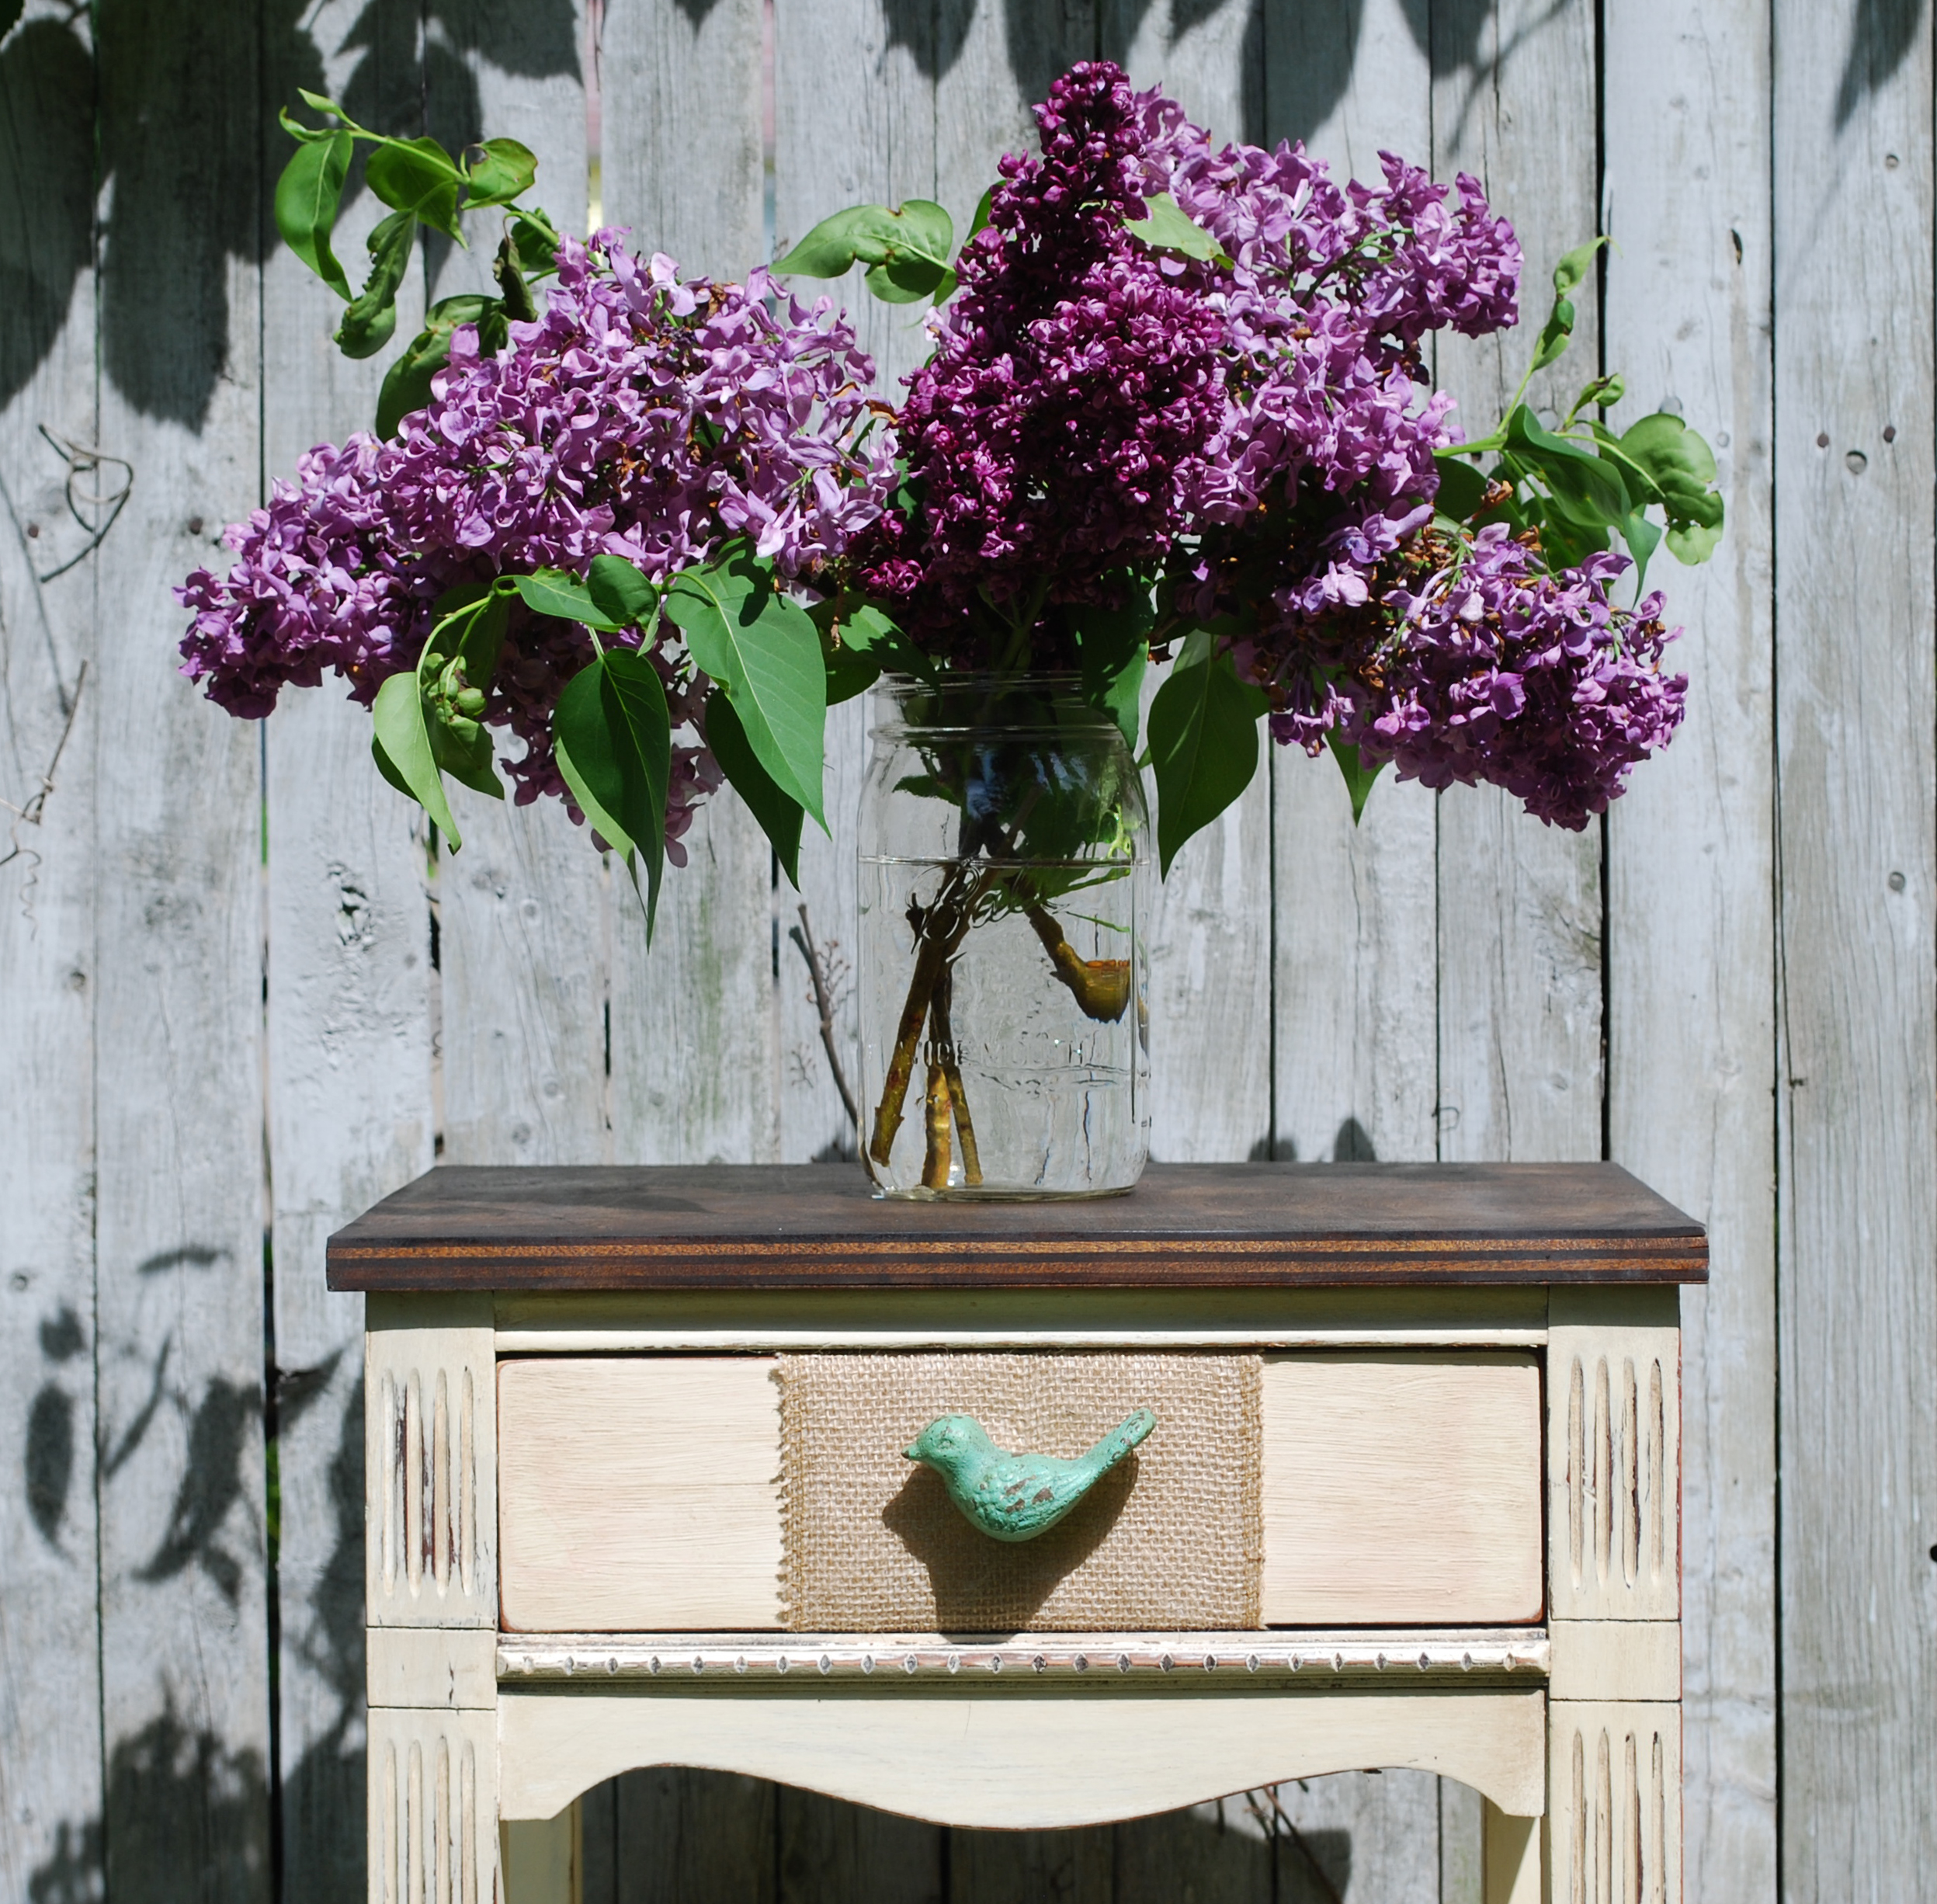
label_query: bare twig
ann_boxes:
[36,426,134,582]
[787,902,859,1131]
[1,659,88,874]
[1243,1785,1346,1904]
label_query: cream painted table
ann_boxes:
[329,1162,1703,1904]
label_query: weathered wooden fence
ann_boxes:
[2,0,1929,1897]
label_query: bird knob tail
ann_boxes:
[1086,1407,1157,1471]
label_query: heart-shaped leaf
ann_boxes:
[586,553,658,629]
[275,130,353,300]
[706,690,805,888]
[1147,635,1267,876]
[366,136,463,241]
[1123,191,1231,266]
[372,671,461,844]
[666,557,828,830]
[512,568,625,632]
[773,200,954,284]
[1074,592,1155,748]
[1617,412,1725,566]
[463,137,538,208]
[1431,451,1488,520]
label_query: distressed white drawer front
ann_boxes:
[498,1349,1544,1633]
[1260,1353,1544,1625]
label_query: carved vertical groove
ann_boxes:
[433,1370,451,1592]
[1569,1354,1587,1589]
[1621,1357,1640,1587]
[407,1371,426,1593]
[461,1739,479,1904]
[1647,1357,1666,1586]
[1550,1322,1680,1620]
[1551,1706,1681,1904]
[1593,1357,1613,1586]
[369,1713,493,1904]
[366,1301,495,1627]
[381,1372,401,1593]
[1650,1729,1667,1904]
[1570,1726,1588,1904]
[459,1365,476,1596]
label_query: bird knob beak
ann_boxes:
[901,1444,919,1461]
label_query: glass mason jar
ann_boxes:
[857,674,1152,1198]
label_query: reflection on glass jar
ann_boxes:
[858,674,1151,1199]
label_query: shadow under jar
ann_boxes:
[858,674,1152,1198]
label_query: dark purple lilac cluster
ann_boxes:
[856,62,1683,826]
[856,64,1225,658]
[180,238,894,850]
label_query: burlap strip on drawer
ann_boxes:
[777,1351,1262,1632]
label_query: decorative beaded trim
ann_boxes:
[498,1629,1549,1683]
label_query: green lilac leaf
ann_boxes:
[1505,407,1633,526]
[335,210,415,359]
[1530,237,1609,374]
[512,568,624,631]
[706,689,805,888]
[1123,191,1231,266]
[295,87,349,118]
[375,294,496,436]
[463,137,539,208]
[864,254,948,303]
[1326,735,1386,825]
[823,638,881,704]
[277,105,337,144]
[1074,594,1156,748]
[275,130,354,300]
[371,671,460,843]
[1147,636,1267,877]
[586,553,659,629]
[602,648,672,930]
[1617,412,1726,565]
[964,186,995,241]
[1431,452,1487,520]
[509,213,560,277]
[554,656,636,857]
[772,200,953,280]
[365,136,464,241]
[1551,235,1608,301]
[666,557,828,830]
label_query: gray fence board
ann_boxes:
[0,5,102,1894]
[1433,0,1606,1169]
[1774,0,1937,1891]
[259,7,437,1898]
[1604,1,1780,1897]
[90,0,273,1892]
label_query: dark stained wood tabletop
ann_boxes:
[326,1161,1706,1291]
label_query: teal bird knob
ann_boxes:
[902,1408,1157,1543]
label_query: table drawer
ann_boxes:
[496,1350,1543,1632]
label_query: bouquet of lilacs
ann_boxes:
[182,62,1720,918]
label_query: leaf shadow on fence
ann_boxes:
[25,1366,369,1904]
[0,0,581,430]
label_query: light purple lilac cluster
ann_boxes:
[179,237,894,850]
[1307,526,1687,829]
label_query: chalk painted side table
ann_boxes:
[329,1162,1702,1904]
